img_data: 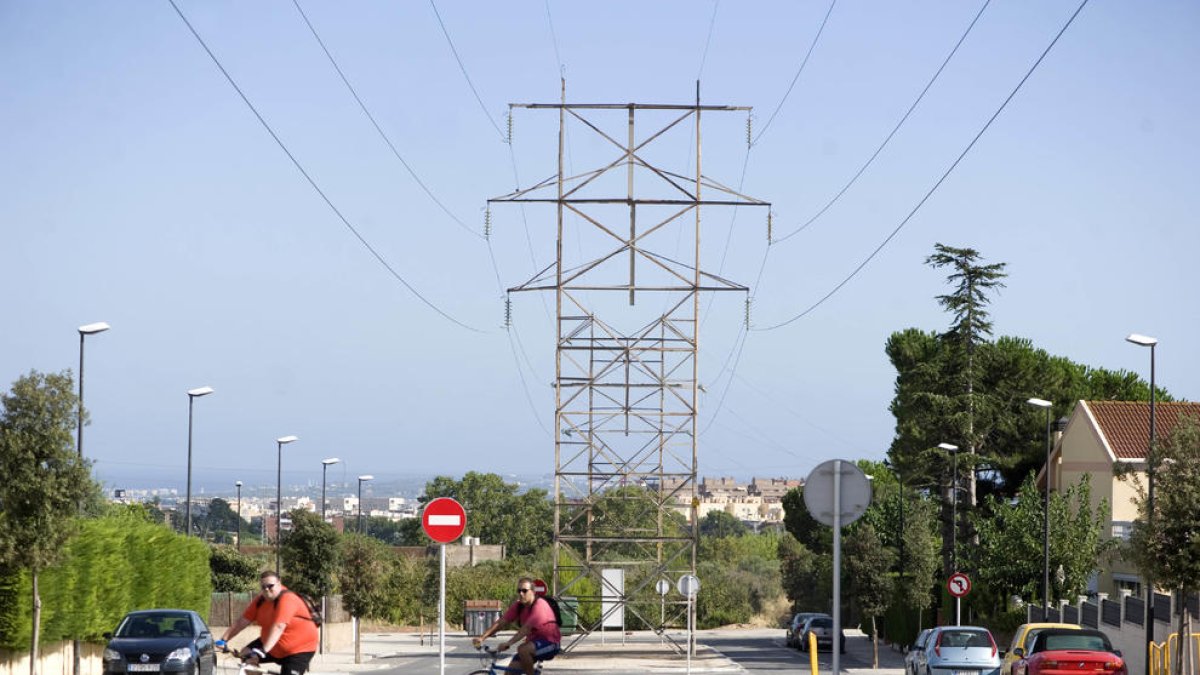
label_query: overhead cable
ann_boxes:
[291,0,482,240]
[756,0,1092,331]
[166,0,486,333]
[751,0,838,146]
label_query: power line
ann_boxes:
[166,0,486,333]
[756,0,1091,332]
[773,0,992,244]
[429,0,507,142]
[751,0,838,146]
[697,0,720,80]
[291,0,482,240]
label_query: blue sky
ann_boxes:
[2,1,1197,493]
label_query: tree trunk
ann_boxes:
[30,569,41,675]
[871,615,879,668]
[1173,591,1191,675]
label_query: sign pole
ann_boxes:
[832,460,842,675]
[439,543,446,675]
[686,592,692,675]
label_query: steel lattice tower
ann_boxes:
[490,84,768,650]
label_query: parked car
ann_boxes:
[914,625,1001,675]
[798,615,845,653]
[103,609,217,675]
[1011,628,1126,675]
[906,629,934,675]
[786,612,830,648]
[1002,623,1082,675]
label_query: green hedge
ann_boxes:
[0,510,211,649]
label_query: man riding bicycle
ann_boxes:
[472,577,561,675]
[216,571,318,675]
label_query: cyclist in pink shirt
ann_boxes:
[473,577,561,675]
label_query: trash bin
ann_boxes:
[557,596,579,636]
[464,600,503,636]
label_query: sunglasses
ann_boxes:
[517,588,535,594]
[261,583,277,591]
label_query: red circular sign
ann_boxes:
[531,578,548,597]
[422,497,467,543]
[947,572,971,598]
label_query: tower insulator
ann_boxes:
[504,295,513,328]
[746,114,753,146]
[744,295,752,329]
[506,108,514,144]
[485,206,492,238]
[767,210,773,243]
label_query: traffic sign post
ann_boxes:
[677,575,700,674]
[531,578,548,597]
[655,579,671,642]
[947,572,971,626]
[423,498,467,675]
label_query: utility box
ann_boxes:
[464,599,503,636]
[557,596,579,635]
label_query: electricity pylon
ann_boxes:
[490,83,769,650]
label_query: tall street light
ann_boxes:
[357,475,374,535]
[321,458,340,521]
[275,435,299,573]
[938,443,961,570]
[235,480,243,552]
[1027,397,1053,617]
[76,322,110,458]
[185,386,214,537]
[1126,332,1157,675]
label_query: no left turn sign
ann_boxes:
[947,572,971,598]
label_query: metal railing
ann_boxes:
[1150,633,1200,675]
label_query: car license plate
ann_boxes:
[952,670,979,675]
[128,665,160,672]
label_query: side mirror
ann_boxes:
[103,632,113,640]
[1113,650,1122,658]
[199,631,211,639]
[1013,647,1025,658]
[1000,650,1007,657]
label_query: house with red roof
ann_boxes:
[1049,400,1200,596]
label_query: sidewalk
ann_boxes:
[307,630,740,674]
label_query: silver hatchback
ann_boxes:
[915,626,1001,675]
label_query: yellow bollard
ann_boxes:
[809,631,819,675]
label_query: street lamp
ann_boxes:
[1126,332,1157,675]
[357,475,374,535]
[76,322,110,458]
[321,458,340,521]
[938,443,961,570]
[275,435,299,573]
[1027,397,1053,618]
[185,386,214,537]
[235,480,243,552]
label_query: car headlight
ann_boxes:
[165,648,192,662]
[103,648,122,662]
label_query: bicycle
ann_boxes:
[466,644,544,675]
[215,643,281,675]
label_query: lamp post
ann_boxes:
[275,435,299,572]
[321,458,340,521]
[1027,397,1053,618]
[185,386,214,537]
[235,481,243,551]
[939,442,961,625]
[357,475,374,535]
[76,322,110,458]
[1126,332,1157,675]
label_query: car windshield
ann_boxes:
[810,618,832,628]
[116,613,192,639]
[1036,634,1111,653]
[939,630,991,648]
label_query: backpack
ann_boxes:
[518,596,562,626]
[256,590,324,627]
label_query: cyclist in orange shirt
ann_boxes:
[218,572,319,675]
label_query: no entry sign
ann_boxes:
[422,497,467,543]
[947,572,971,598]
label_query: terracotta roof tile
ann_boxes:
[1084,401,1200,459]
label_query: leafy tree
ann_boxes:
[969,473,1110,610]
[0,370,98,673]
[280,509,339,597]
[777,532,830,613]
[1127,415,1200,675]
[844,523,894,667]
[698,531,783,627]
[209,545,261,593]
[201,498,248,543]
[781,487,831,554]
[422,472,552,555]
[699,510,748,538]
[339,534,391,621]
[898,495,940,621]
[363,515,424,545]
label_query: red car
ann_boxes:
[1011,628,1126,675]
